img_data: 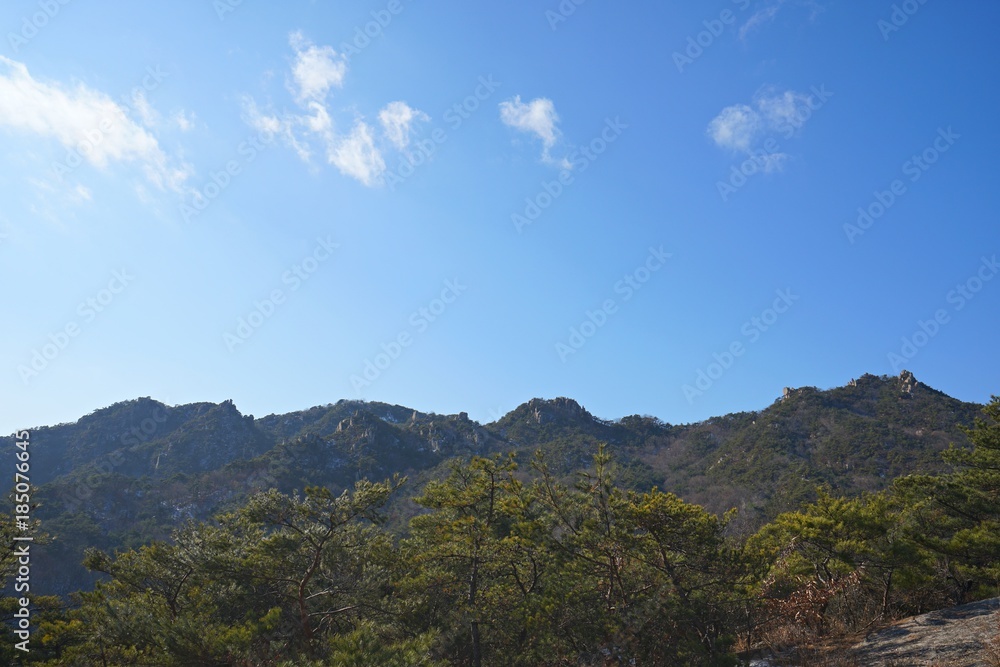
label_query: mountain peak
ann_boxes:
[525,397,590,423]
[486,396,620,448]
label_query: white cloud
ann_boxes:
[131,90,158,127]
[739,0,824,40]
[0,56,188,190]
[304,101,332,136]
[707,88,821,175]
[707,88,818,156]
[172,110,196,132]
[242,97,284,136]
[755,89,812,131]
[241,96,312,161]
[379,101,428,149]
[758,152,789,173]
[288,31,346,103]
[328,122,385,187]
[739,4,782,40]
[499,95,565,163]
[707,104,760,152]
[241,32,427,187]
[242,31,430,187]
[499,96,560,146]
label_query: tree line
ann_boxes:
[3,397,999,665]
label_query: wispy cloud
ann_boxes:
[242,32,428,187]
[739,0,824,41]
[0,56,189,191]
[242,97,284,137]
[379,101,429,149]
[72,184,92,202]
[499,95,568,166]
[328,122,385,187]
[739,4,783,40]
[288,31,347,103]
[755,89,814,129]
[172,110,196,132]
[241,96,310,161]
[707,104,760,153]
[131,90,159,127]
[707,87,821,171]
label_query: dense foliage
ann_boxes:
[1,386,996,664]
[0,373,979,602]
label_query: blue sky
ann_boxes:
[3,0,999,433]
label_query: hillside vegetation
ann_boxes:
[1,373,997,665]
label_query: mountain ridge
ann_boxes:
[2,370,986,596]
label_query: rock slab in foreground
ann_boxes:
[851,597,1000,666]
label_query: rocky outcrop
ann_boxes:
[850,597,999,666]
[751,597,1000,666]
[527,397,589,424]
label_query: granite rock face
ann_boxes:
[850,597,1000,666]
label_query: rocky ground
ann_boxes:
[848,597,1000,666]
[750,597,1000,666]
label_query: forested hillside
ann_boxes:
[2,374,997,664]
[0,372,980,599]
